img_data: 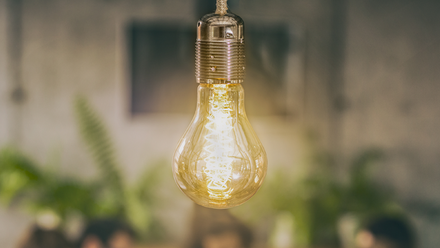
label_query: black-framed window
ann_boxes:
[128,22,292,116]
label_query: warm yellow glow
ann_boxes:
[204,85,234,200]
[173,83,267,209]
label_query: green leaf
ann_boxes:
[0,148,45,205]
[74,96,126,215]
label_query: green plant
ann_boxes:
[75,96,126,217]
[0,96,167,242]
[233,138,403,247]
[0,148,102,219]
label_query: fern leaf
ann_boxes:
[74,96,126,214]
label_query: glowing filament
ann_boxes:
[203,86,234,200]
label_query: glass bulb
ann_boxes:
[173,83,267,209]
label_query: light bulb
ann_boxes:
[172,11,267,209]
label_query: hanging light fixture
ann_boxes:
[173,0,268,209]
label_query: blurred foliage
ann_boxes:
[75,97,126,216]
[233,134,404,247]
[0,97,420,246]
[0,148,105,220]
[0,96,166,242]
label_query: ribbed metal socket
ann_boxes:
[195,13,245,84]
[196,40,245,84]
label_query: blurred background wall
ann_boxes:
[340,1,440,246]
[0,0,440,247]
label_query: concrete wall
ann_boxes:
[341,1,440,247]
[0,0,11,144]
